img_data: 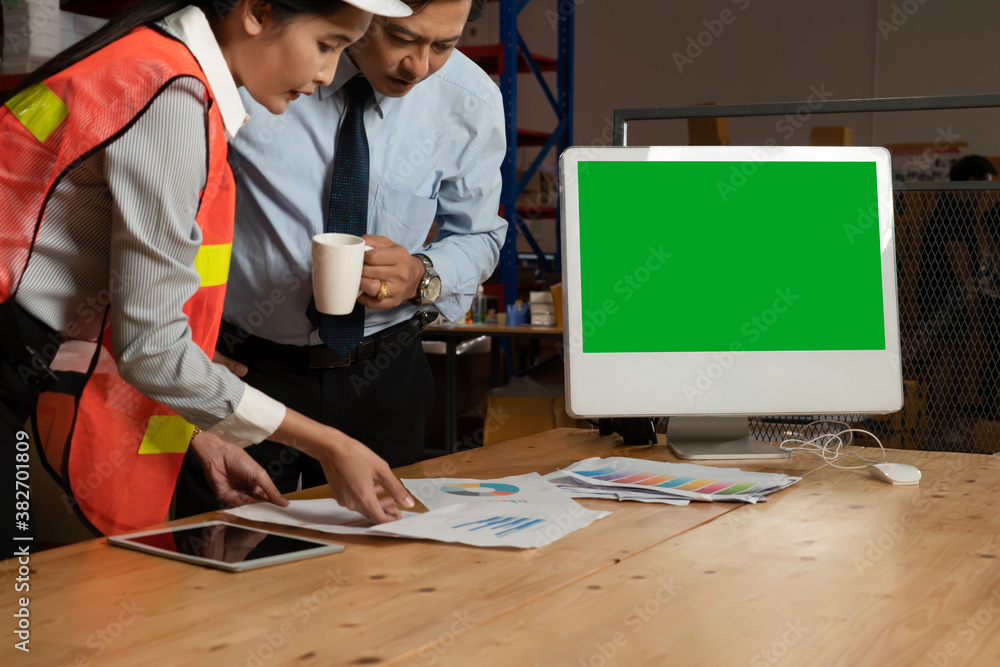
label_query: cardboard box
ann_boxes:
[529,290,553,304]
[550,283,564,330]
[529,303,554,314]
[483,386,577,446]
[811,126,855,146]
[515,168,556,210]
[686,103,729,146]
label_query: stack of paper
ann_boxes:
[2,0,61,74]
[375,494,608,549]
[226,473,610,549]
[543,470,691,506]
[226,499,420,537]
[551,457,800,504]
[390,473,610,548]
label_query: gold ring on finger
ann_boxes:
[377,280,391,301]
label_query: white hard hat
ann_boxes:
[343,0,413,17]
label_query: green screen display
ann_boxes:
[577,160,887,353]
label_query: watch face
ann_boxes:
[425,276,443,303]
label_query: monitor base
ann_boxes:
[666,416,791,460]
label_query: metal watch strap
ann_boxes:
[411,254,438,306]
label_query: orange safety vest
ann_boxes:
[1,26,235,535]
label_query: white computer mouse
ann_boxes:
[867,462,921,485]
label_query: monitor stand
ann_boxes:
[666,416,790,460]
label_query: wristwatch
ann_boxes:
[410,254,442,306]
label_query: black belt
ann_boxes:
[220,312,436,370]
[308,312,435,368]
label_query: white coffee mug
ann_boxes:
[311,233,373,315]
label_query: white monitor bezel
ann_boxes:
[560,145,903,419]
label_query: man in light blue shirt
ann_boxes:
[176,0,504,512]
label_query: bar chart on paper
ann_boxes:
[452,516,545,537]
[372,497,611,548]
[441,483,520,497]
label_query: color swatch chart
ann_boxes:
[573,467,759,496]
[562,457,800,503]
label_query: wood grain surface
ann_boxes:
[6,429,982,666]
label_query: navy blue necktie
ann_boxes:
[317,76,373,355]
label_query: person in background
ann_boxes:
[917,155,996,449]
[175,0,506,514]
[0,0,415,552]
[974,173,1000,423]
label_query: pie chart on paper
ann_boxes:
[440,482,520,497]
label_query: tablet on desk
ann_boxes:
[107,520,345,572]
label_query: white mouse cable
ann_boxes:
[778,420,887,469]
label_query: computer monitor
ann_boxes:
[559,145,903,459]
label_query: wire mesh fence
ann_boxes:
[750,187,1000,454]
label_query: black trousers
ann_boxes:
[174,320,434,517]
[1,301,59,557]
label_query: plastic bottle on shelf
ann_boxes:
[472,285,486,324]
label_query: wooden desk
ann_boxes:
[3,429,998,666]
[423,323,563,451]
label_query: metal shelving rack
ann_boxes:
[461,0,573,306]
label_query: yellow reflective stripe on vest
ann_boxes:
[4,83,69,143]
[138,415,194,455]
[194,243,231,287]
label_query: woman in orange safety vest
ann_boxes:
[0,0,414,549]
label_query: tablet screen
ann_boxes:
[109,521,344,571]
[126,524,319,563]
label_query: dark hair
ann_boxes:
[950,154,998,182]
[404,0,486,22]
[3,0,346,103]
